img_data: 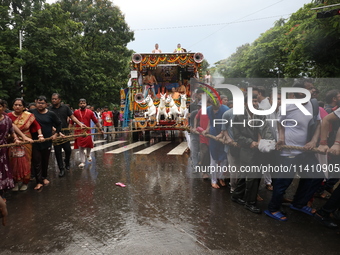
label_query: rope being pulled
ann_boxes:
[0,125,326,154]
[190,129,325,154]
[1,125,191,148]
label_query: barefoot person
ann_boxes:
[30,96,62,190]
[72,99,103,168]
[202,94,229,188]
[49,93,85,177]
[8,98,41,191]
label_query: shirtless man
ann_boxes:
[143,70,157,97]
[152,43,162,53]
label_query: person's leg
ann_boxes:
[244,178,261,204]
[293,154,323,208]
[32,147,43,188]
[227,151,240,193]
[217,158,228,186]
[190,135,200,167]
[232,171,246,200]
[86,147,92,162]
[199,143,210,179]
[53,144,64,172]
[201,143,210,166]
[267,156,296,212]
[319,185,340,215]
[184,131,190,150]
[41,147,51,184]
[263,172,272,187]
[78,147,86,167]
[210,155,219,188]
[103,126,108,140]
[63,141,72,169]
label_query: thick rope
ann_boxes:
[190,129,325,154]
[2,126,325,154]
[0,126,190,148]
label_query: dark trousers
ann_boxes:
[232,176,260,204]
[319,185,340,216]
[268,153,323,212]
[32,147,51,184]
[316,155,340,194]
[199,143,210,167]
[53,141,71,171]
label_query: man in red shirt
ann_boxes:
[194,101,211,180]
[101,106,114,140]
[72,99,103,168]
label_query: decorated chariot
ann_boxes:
[120,52,204,132]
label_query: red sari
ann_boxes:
[8,111,41,184]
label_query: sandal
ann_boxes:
[290,204,315,216]
[264,210,287,221]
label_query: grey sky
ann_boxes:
[48,0,313,66]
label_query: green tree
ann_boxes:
[1,0,134,107]
[214,1,340,82]
[0,0,45,99]
[58,0,134,106]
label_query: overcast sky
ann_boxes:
[49,0,313,66]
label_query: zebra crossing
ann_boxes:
[52,138,188,155]
[90,140,187,155]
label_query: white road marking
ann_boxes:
[91,141,127,152]
[134,141,171,155]
[51,140,107,152]
[105,141,148,154]
[167,142,188,155]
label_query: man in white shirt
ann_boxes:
[253,86,271,110]
[265,81,323,221]
[204,71,212,86]
[152,43,162,53]
[253,86,273,190]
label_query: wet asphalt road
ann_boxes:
[1,132,340,255]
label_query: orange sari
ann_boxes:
[8,111,36,183]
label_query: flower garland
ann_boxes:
[138,54,196,68]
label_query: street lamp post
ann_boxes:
[19,30,23,99]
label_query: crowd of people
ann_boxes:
[190,80,340,228]
[1,80,340,230]
[0,94,127,225]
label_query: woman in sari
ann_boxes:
[0,99,19,199]
[8,98,42,191]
